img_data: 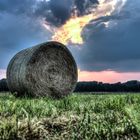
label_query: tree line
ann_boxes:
[1,79,140,92]
[74,80,140,92]
[0,79,9,92]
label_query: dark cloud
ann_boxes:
[0,0,99,70]
[35,0,99,26]
[49,0,72,25]
[75,0,98,16]
[69,0,140,72]
[0,0,36,15]
[0,0,52,69]
[0,0,99,26]
[0,0,140,75]
[0,13,50,69]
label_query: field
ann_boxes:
[0,93,140,139]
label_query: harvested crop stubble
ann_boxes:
[7,41,77,98]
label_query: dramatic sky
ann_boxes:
[0,0,140,83]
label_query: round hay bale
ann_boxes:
[7,41,78,98]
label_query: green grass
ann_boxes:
[0,93,140,139]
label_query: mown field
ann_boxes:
[0,93,140,140]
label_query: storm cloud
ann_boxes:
[0,0,140,75]
[35,0,99,26]
[69,0,140,72]
[0,0,51,69]
[0,0,99,69]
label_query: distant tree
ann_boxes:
[74,80,140,93]
[0,79,9,92]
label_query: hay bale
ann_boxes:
[7,41,77,98]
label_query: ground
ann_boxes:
[0,92,140,139]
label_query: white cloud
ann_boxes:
[0,69,6,79]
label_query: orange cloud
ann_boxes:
[78,69,140,83]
